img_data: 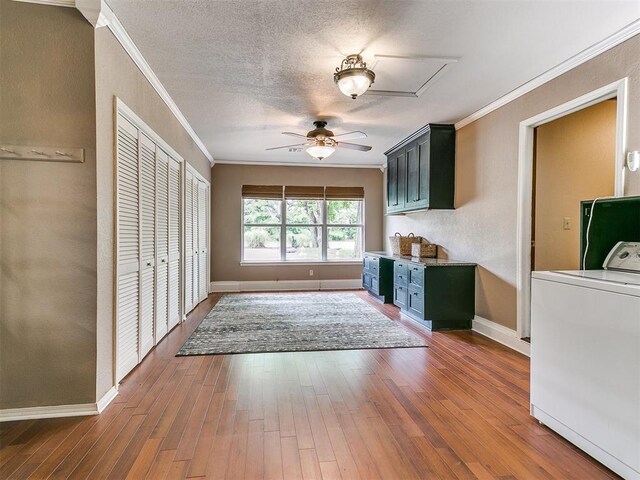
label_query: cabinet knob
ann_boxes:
[161,258,166,263]
[146,261,152,266]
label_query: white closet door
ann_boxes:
[192,180,200,305]
[116,114,140,382]
[184,172,194,313]
[168,156,181,330]
[198,181,208,302]
[139,133,156,358]
[155,148,169,341]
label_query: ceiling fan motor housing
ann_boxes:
[307,121,334,139]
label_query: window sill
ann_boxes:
[240,260,363,267]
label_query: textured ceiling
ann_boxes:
[107,0,640,167]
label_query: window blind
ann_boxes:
[242,185,364,200]
[325,186,364,200]
[284,186,325,199]
[241,185,283,199]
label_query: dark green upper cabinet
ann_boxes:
[386,124,455,214]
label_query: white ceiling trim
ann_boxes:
[366,55,458,98]
[455,18,640,130]
[214,159,384,170]
[93,3,215,164]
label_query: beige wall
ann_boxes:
[385,34,640,330]
[94,27,212,399]
[534,100,616,271]
[0,1,97,408]
[211,164,383,282]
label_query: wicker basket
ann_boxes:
[389,232,422,256]
[411,240,438,258]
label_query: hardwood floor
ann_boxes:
[0,291,618,479]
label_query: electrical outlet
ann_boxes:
[309,269,314,277]
[563,217,571,230]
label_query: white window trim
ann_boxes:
[241,196,365,264]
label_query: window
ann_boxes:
[242,185,364,262]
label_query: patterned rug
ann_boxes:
[176,293,427,356]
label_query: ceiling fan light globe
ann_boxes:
[334,68,375,99]
[306,144,335,160]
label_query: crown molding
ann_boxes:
[455,18,640,130]
[213,159,383,169]
[78,1,215,165]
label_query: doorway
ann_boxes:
[516,79,628,339]
[532,99,617,273]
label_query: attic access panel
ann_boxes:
[366,55,457,98]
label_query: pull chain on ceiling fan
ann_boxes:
[266,121,372,160]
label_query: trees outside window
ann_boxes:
[242,197,363,262]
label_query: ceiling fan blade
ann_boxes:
[332,131,367,141]
[265,143,308,151]
[282,132,309,139]
[336,141,372,152]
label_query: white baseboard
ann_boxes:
[0,402,98,422]
[0,385,119,422]
[96,385,119,413]
[210,279,362,293]
[472,315,531,357]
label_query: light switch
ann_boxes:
[563,217,571,230]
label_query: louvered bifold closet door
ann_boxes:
[116,114,140,382]
[155,149,169,341]
[139,133,156,358]
[198,181,208,302]
[168,156,182,330]
[184,172,194,313]
[192,181,200,305]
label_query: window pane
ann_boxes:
[327,200,362,224]
[286,227,322,261]
[243,199,281,224]
[327,227,362,260]
[244,227,281,261]
[286,199,322,224]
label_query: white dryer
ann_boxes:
[531,242,640,480]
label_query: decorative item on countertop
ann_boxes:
[389,232,422,256]
[411,238,438,258]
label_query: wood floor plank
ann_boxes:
[0,292,622,480]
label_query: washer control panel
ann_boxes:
[603,241,640,273]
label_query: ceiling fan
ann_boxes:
[266,121,372,160]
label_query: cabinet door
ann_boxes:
[405,141,420,207]
[139,134,156,358]
[397,150,406,210]
[387,155,398,209]
[155,149,169,341]
[417,133,431,208]
[116,114,140,382]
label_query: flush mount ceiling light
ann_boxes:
[334,54,375,99]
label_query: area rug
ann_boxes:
[176,293,427,356]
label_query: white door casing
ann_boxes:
[516,78,628,339]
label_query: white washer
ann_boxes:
[531,267,640,479]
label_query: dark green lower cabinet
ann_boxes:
[393,260,475,331]
[362,254,394,303]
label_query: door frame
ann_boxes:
[515,78,628,339]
